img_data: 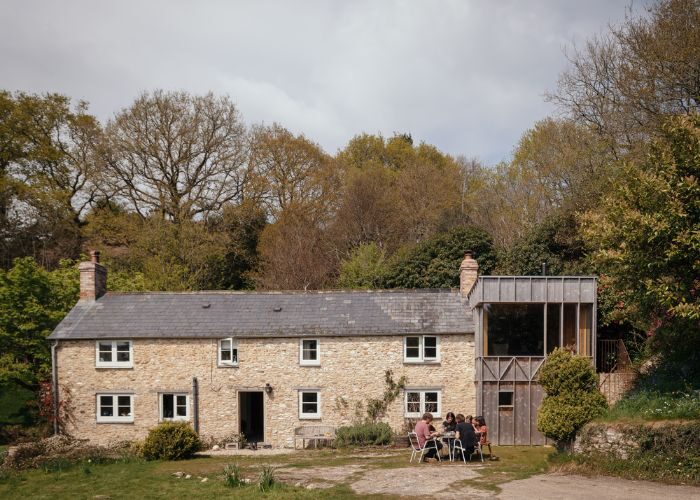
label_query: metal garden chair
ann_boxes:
[408,432,441,463]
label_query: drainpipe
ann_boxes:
[51,340,59,435]
[192,377,199,434]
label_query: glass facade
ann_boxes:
[483,303,595,357]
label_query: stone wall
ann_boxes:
[573,423,641,459]
[56,334,475,447]
[598,372,636,405]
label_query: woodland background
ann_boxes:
[0,0,698,430]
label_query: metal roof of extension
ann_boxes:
[48,289,474,340]
[467,276,597,308]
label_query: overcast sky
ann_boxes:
[1,1,640,164]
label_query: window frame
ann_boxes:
[403,335,440,363]
[298,390,321,419]
[404,389,442,418]
[159,393,190,422]
[299,338,320,366]
[95,340,133,368]
[498,390,514,408]
[96,394,134,423]
[218,338,239,367]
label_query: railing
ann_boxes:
[597,339,631,373]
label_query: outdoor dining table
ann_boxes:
[441,432,457,461]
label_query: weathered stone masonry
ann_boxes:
[57,335,475,447]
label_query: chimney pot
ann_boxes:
[91,250,100,264]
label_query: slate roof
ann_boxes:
[49,289,473,340]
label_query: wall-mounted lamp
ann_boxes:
[264,383,273,395]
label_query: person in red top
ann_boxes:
[414,412,442,461]
[475,416,493,458]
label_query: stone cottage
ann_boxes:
[48,251,598,447]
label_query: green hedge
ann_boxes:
[335,423,393,446]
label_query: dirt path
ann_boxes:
[276,463,700,499]
[497,473,700,500]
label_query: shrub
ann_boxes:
[537,349,607,444]
[335,422,393,447]
[258,466,275,492]
[223,463,244,488]
[141,422,201,461]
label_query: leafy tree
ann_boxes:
[255,206,337,290]
[0,92,104,267]
[248,123,338,220]
[205,201,267,290]
[336,243,388,289]
[333,133,463,253]
[330,166,396,250]
[496,213,588,276]
[581,115,700,382]
[0,258,78,390]
[537,348,607,445]
[381,227,496,288]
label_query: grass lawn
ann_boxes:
[0,446,552,499]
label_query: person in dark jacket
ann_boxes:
[442,412,457,433]
[455,413,478,459]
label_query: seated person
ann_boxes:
[454,413,478,459]
[414,412,442,461]
[442,412,457,433]
[475,416,493,458]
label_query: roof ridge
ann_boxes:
[104,288,460,296]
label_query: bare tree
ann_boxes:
[548,0,700,149]
[103,90,248,223]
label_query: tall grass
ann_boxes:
[600,390,700,421]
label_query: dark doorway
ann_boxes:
[239,391,264,443]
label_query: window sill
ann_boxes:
[95,364,133,369]
[96,419,135,424]
[299,362,321,367]
[217,363,239,368]
[403,360,441,365]
[299,416,322,420]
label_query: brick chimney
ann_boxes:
[459,251,478,297]
[79,250,107,300]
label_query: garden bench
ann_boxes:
[294,425,336,449]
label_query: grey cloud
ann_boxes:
[0,0,639,164]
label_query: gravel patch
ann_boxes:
[351,466,481,497]
[276,464,366,488]
[497,473,700,500]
